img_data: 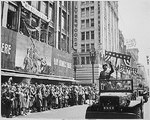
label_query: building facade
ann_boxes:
[1,1,75,84]
[73,1,119,85]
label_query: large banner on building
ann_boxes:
[52,48,73,78]
[15,33,53,75]
[1,27,17,70]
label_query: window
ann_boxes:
[90,6,94,15]
[81,57,85,64]
[68,15,70,34]
[81,2,85,5]
[81,20,85,28]
[81,32,85,40]
[86,57,90,64]
[49,4,53,21]
[20,9,30,36]
[86,7,89,17]
[48,27,54,46]
[91,31,94,39]
[7,3,18,31]
[62,1,67,7]
[62,34,66,51]
[41,1,48,16]
[86,44,90,52]
[86,1,89,4]
[91,18,94,27]
[74,57,78,65]
[81,44,85,53]
[75,15,77,18]
[31,15,39,40]
[40,21,48,43]
[81,8,85,17]
[91,43,94,49]
[86,19,89,27]
[86,31,90,40]
[62,11,66,30]
[31,1,39,10]
[67,37,69,53]
[90,1,94,4]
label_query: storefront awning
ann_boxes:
[1,69,79,83]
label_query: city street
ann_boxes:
[10,99,149,119]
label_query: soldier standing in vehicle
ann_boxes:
[99,61,114,80]
[98,61,114,92]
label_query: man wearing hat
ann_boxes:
[99,61,114,80]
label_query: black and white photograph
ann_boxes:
[1,0,150,119]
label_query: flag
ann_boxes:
[119,64,124,73]
[123,56,131,66]
[105,50,131,67]
[104,50,111,62]
[133,68,137,75]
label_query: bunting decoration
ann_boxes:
[104,50,111,62]
[119,65,137,76]
[119,64,124,73]
[105,50,131,66]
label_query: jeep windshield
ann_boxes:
[100,79,133,92]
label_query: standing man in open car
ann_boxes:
[99,61,114,80]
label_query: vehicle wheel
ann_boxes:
[135,106,143,119]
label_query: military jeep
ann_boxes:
[85,79,144,119]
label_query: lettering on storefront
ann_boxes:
[1,43,11,54]
[54,58,71,69]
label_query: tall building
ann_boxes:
[118,30,127,79]
[1,1,75,84]
[73,1,119,85]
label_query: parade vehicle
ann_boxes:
[85,79,144,119]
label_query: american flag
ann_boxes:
[104,50,112,62]
[130,68,137,76]
[119,64,124,73]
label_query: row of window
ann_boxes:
[81,1,94,6]
[27,1,53,17]
[81,18,94,28]
[3,2,70,53]
[81,6,94,17]
[81,56,90,65]
[74,56,91,65]
[81,43,94,53]
[81,31,94,40]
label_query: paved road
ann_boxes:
[143,99,150,120]
[16,104,89,119]
[7,99,149,119]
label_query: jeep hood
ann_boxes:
[100,92,131,97]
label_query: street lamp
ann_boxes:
[74,65,77,80]
[73,57,77,80]
[90,48,96,84]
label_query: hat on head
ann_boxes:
[102,63,107,68]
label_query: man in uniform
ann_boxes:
[99,61,114,80]
[99,61,114,92]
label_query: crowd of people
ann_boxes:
[1,79,99,118]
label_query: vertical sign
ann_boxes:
[73,2,78,49]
